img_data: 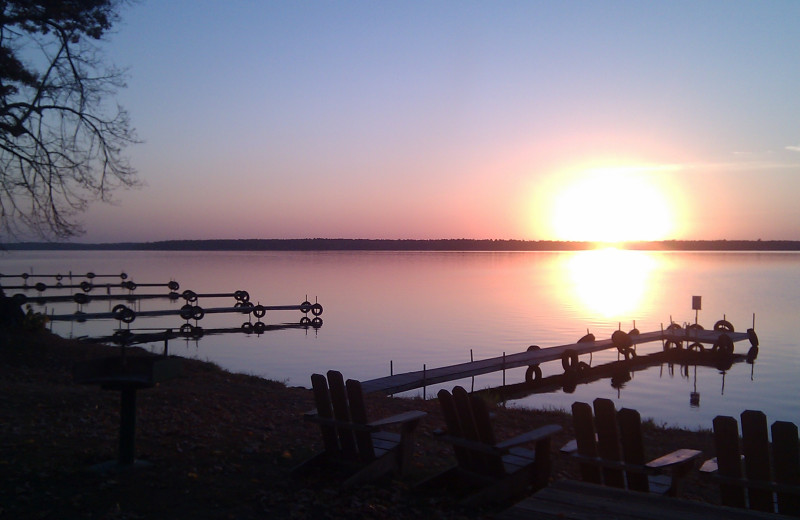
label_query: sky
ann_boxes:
[74,0,800,243]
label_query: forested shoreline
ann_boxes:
[5,238,800,251]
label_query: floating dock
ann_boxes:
[360,324,758,395]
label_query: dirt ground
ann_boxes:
[0,329,723,519]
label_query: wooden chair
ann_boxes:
[427,386,562,506]
[562,398,702,496]
[700,410,800,516]
[295,370,426,487]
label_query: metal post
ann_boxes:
[163,330,170,356]
[119,387,136,466]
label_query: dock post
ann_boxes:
[470,349,474,392]
[502,352,506,388]
[422,364,426,400]
[163,329,170,356]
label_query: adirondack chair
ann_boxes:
[427,386,562,506]
[296,370,426,487]
[700,410,800,516]
[562,398,702,496]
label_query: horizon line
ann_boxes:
[4,237,800,252]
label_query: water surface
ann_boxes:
[3,249,798,430]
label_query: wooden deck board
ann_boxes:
[495,480,787,520]
[360,329,750,395]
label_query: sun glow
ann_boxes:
[549,166,677,244]
[563,249,660,319]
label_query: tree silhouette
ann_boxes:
[0,0,137,240]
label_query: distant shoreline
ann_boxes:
[4,238,800,251]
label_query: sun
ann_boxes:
[548,166,677,244]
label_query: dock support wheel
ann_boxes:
[712,333,734,355]
[525,365,542,382]
[714,319,734,332]
[562,349,579,373]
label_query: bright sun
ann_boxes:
[549,166,676,243]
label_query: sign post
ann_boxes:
[692,296,701,325]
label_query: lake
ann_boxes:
[2,249,798,430]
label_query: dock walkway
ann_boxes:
[360,327,753,395]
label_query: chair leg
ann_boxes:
[397,420,422,474]
[667,460,696,497]
[532,437,553,490]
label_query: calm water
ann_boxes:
[2,249,798,430]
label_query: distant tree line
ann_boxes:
[5,239,800,251]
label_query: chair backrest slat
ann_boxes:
[327,370,358,457]
[593,398,625,488]
[713,415,748,509]
[311,373,339,454]
[572,401,602,484]
[772,421,800,516]
[452,386,486,473]
[618,407,649,492]
[438,388,471,468]
[468,391,505,476]
[741,410,773,512]
[346,378,375,462]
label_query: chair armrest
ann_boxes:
[495,424,562,451]
[566,451,700,476]
[699,457,718,473]
[436,424,561,455]
[368,410,427,428]
[700,454,746,474]
[560,438,578,454]
[646,449,702,470]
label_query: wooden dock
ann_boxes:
[360,327,756,395]
[495,479,781,520]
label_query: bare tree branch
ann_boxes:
[0,0,138,241]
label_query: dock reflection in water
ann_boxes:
[473,347,754,410]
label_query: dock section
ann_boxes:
[360,326,755,395]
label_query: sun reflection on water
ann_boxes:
[560,249,661,319]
